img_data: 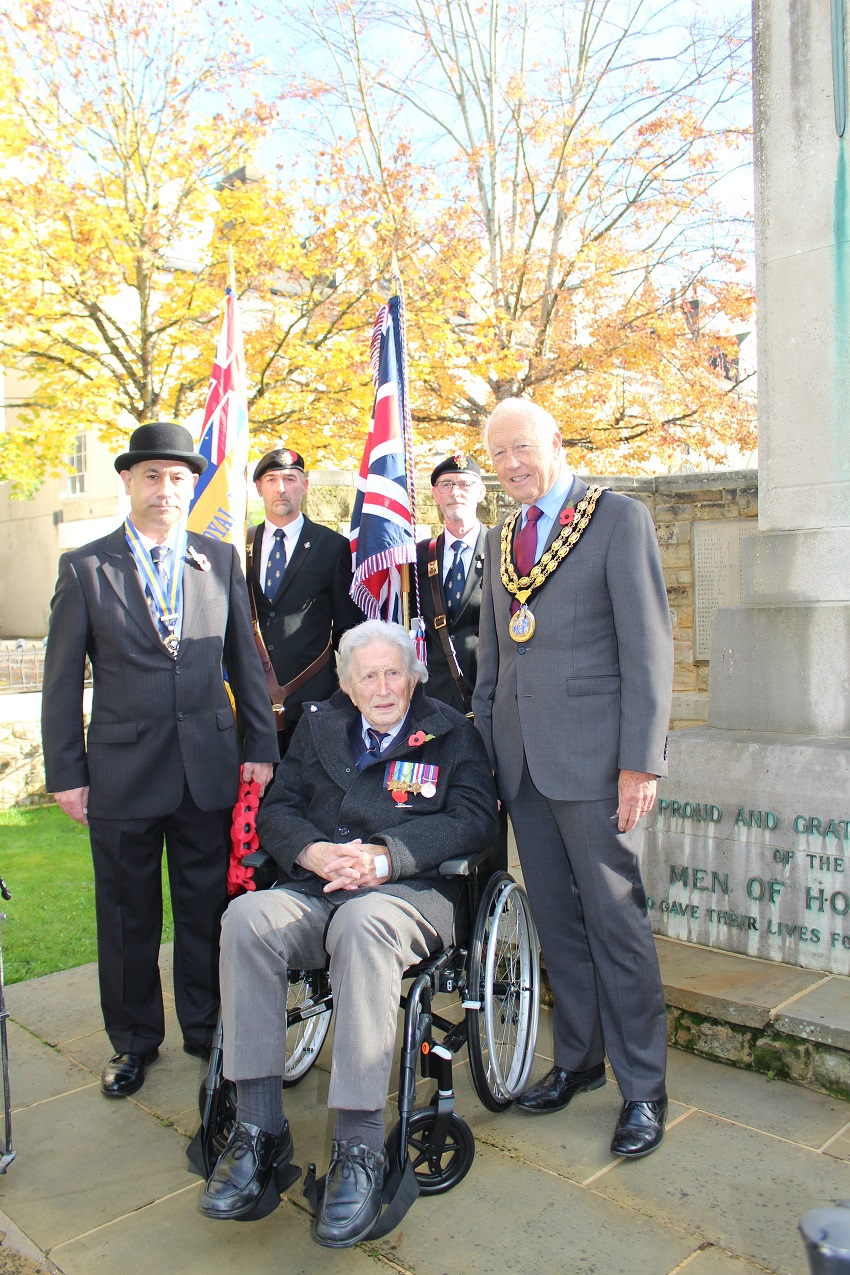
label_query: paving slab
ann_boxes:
[822,1123,850,1163]
[6,1024,94,1111]
[665,1048,850,1149]
[0,1087,190,1251]
[683,1246,771,1273]
[373,1141,697,1275]
[6,967,104,1049]
[446,1058,640,1184]
[656,938,826,1029]
[594,1109,850,1274]
[49,1189,387,1275]
[773,977,850,1051]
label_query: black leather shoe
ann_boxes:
[313,1140,386,1248]
[100,1049,159,1098]
[200,1120,294,1220]
[514,1062,606,1113]
[183,1041,212,1062]
[610,1098,668,1159]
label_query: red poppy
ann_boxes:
[559,506,576,526]
[408,730,427,747]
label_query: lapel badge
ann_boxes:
[303,541,310,549]
[188,545,212,571]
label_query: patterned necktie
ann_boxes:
[147,545,171,633]
[264,528,286,600]
[444,539,466,618]
[357,727,388,771]
[511,505,543,615]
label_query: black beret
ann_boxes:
[430,452,482,486]
[252,448,306,481]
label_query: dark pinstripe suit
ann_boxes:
[42,527,278,1053]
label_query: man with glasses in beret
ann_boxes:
[415,454,508,872]
[42,422,278,1100]
[415,454,488,715]
[248,448,364,756]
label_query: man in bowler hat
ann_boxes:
[42,422,278,1099]
[248,447,363,755]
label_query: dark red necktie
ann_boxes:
[511,505,543,615]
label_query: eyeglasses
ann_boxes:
[435,479,479,493]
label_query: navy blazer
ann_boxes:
[256,685,498,945]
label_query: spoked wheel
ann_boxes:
[398,1106,475,1195]
[197,1077,237,1164]
[466,872,540,1111]
[282,968,332,1086]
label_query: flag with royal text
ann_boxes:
[348,296,416,621]
[187,285,249,562]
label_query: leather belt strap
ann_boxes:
[246,527,332,729]
[427,536,474,716]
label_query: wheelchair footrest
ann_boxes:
[303,1151,420,1241]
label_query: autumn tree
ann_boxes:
[273,0,756,471]
[0,0,399,490]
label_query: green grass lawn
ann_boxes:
[0,805,173,984]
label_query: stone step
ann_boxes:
[539,937,850,1096]
[658,937,850,1096]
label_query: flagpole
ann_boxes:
[391,252,418,632]
[227,245,249,554]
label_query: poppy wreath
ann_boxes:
[227,779,262,897]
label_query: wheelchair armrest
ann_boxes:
[241,849,279,889]
[241,850,274,869]
[438,848,491,878]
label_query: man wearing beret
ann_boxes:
[415,454,488,716]
[416,454,509,873]
[42,423,278,1099]
[249,448,364,755]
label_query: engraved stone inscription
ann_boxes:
[693,521,758,661]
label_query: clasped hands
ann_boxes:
[296,839,390,893]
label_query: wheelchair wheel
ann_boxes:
[404,1107,475,1195]
[282,968,332,1086]
[466,873,540,1111]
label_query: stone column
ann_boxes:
[708,0,850,735]
[639,0,850,975]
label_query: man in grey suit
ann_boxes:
[473,398,673,1159]
[42,422,278,1099]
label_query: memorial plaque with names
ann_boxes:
[693,521,757,661]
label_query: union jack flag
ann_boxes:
[349,295,417,621]
[187,284,249,564]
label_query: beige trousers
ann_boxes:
[219,888,438,1111]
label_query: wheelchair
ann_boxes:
[190,847,540,1221]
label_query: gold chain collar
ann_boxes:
[499,486,605,604]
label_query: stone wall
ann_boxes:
[305,467,759,731]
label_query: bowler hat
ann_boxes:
[114,422,207,475]
[430,452,482,486]
[252,448,306,481]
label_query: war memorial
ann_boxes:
[639,0,850,982]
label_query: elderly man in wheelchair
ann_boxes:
[199,618,539,1248]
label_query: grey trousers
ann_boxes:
[508,760,667,1101]
[220,888,438,1111]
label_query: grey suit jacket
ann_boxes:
[472,479,673,803]
[42,527,278,820]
